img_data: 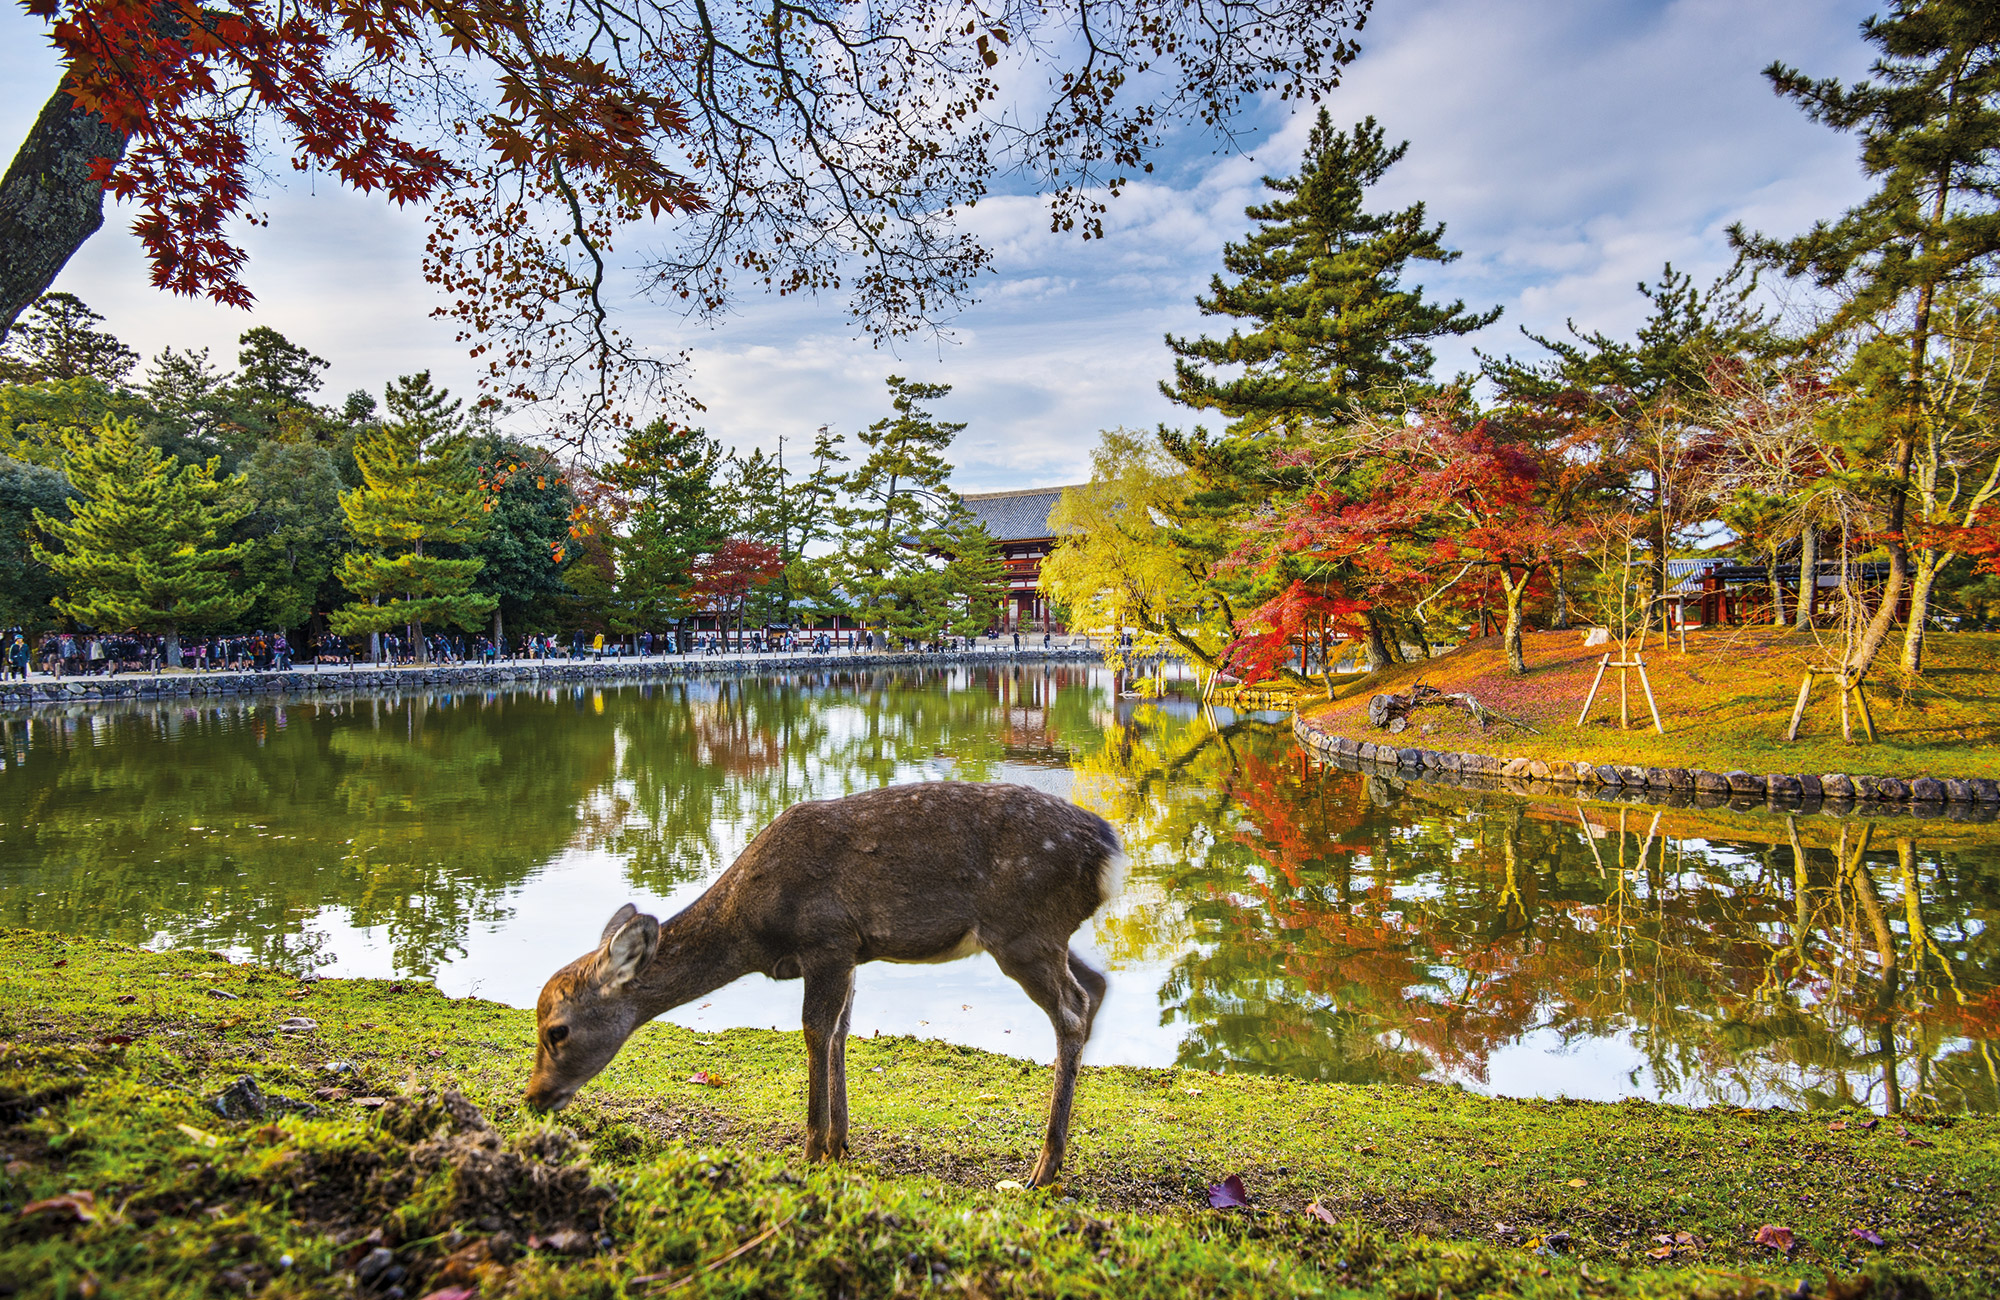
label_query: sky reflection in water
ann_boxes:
[0,664,1992,1114]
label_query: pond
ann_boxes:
[2,664,1994,1114]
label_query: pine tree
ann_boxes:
[831,376,986,645]
[329,372,495,659]
[31,415,256,663]
[1730,0,2000,675]
[604,419,726,651]
[0,293,137,383]
[1163,111,1499,431]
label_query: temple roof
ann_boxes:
[957,486,1082,541]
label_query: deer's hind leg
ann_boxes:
[801,962,856,1163]
[991,938,1098,1187]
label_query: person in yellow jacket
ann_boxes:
[592,632,605,661]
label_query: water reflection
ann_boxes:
[0,667,1992,1113]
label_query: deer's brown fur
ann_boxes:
[526,781,1124,1186]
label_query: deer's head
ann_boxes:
[524,903,660,1112]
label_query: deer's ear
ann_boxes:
[594,914,659,990]
[599,903,640,943]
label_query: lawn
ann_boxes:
[1306,627,2000,780]
[3,930,1993,1298]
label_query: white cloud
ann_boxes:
[1,0,1881,491]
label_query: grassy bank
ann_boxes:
[1308,628,2000,780]
[4,931,1993,1299]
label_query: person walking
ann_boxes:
[6,633,26,681]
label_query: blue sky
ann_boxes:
[2,0,1878,490]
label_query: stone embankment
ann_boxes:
[0,648,1101,710]
[1295,713,2000,822]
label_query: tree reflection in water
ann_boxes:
[0,669,1993,1113]
[1077,699,2000,1113]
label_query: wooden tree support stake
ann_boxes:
[1791,668,1878,744]
[1577,654,1663,733]
[1576,654,1611,728]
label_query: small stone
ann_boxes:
[1908,776,1945,803]
[1820,773,1855,799]
[1851,775,1882,800]
[1591,764,1620,786]
[1416,748,1440,768]
[1582,626,1611,647]
[1397,747,1422,767]
[1693,771,1729,793]
[1526,759,1552,780]
[1970,778,2000,803]
[211,1075,267,1122]
[1500,758,1532,778]
[1766,774,1801,799]
[1616,765,1648,786]
[1664,768,1693,790]
[1644,768,1673,789]
[1724,770,1763,794]
[1943,778,1974,804]
[1873,776,1910,801]
[1355,742,1377,762]
[1797,774,1823,800]
[1331,736,1358,757]
[355,1247,396,1287]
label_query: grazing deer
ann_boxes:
[525,781,1125,1187]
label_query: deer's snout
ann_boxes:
[523,1074,576,1113]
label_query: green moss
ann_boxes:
[3,929,1990,1298]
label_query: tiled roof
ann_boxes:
[957,486,1081,541]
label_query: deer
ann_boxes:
[525,780,1126,1187]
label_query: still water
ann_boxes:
[1,664,1993,1113]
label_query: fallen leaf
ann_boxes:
[52,959,67,968]
[1904,1138,1935,1148]
[1753,1224,1796,1254]
[1827,1120,1849,1131]
[1857,1118,1880,1131]
[1306,1201,1337,1225]
[111,995,137,1006]
[976,1094,1000,1103]
[175,1123,221,1148]
[19,1191,96,1222]
[1646,1245,1675,1259]
[427,1049,446,1058]
[100,1034,134,1046]
[418,1290,476,1300]
[1207,1174,1250,1209]
[1852,1228,1885,1247]
[1181,1085,1202,1095]
[206,988,239,1000]
[1356,1142,1379,1155]
[993,1179,1026,1192]
[686,1072,725,1087]
[352,1097,388,1108]
[1566,1178,1588,1188]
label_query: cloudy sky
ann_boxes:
[2,0,1879,491]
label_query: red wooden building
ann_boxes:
[959,486,1082,633]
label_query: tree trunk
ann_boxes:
[0,76,129,337]
[1550,557,1571,631]
[1362,610,1394,672]
[1502,573,1529,675]
[1767,546,1787,626]
[1900,551,1942,675]
[1795,522,1817,630]
[492,607,504,654]
[164,626,181,669]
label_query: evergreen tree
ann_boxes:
[465,433,577,642]
[234,326,328,410]
[1163,111,1499,431]
[238,440,347,634]
[604,419,726,651]
[784,426,849,627]
[31,415,256,663]
[0,293,137,384]
[831,376,986,644]
[329,372,495,659]
[1730,0,2000,675]
[722,446,789,626]
[141,346,237,467]
[0,454,72,628]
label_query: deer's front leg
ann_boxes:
[800,963,855,1163]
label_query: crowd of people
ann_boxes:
[0,624,1072,680]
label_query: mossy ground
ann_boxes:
[3,930,1992,1299]
[1308,628,2000,780]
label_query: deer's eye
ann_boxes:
[545,1024,569,1049]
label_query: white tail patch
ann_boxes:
[1095,845,1129,910]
